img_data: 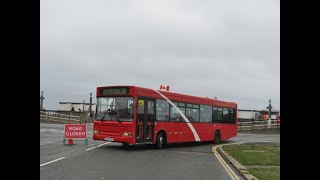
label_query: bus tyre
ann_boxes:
[156,133,164,149]
[214,131,221,144]
[123,143,135,150]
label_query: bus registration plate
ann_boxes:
[105,137,114,142]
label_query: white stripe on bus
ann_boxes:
[152,89,201,141]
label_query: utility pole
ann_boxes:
[89,92,92,112]
[83,99,85,112]
[40,90,45,110]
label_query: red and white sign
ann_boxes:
[64,124,87,139]
[160,85,170,91]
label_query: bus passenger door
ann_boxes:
[136,98,155,143]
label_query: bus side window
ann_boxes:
[156,99,169,121]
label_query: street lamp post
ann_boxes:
[266,99,272,119]
[40,90,45,110]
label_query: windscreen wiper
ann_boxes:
[100,115,105,121]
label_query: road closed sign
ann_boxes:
[64,124,87,139]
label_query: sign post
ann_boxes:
[64,124,88,145]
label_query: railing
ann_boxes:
[237,120,280,131]
[40,110,92,124]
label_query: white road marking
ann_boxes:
[85,142,111,151]
[40,157,65,167]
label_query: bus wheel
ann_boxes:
[123,143,135,150]
[214,131,221,144]
[156,133,164,149]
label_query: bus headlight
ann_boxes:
[122,132,134,136]
[93,130,99,134]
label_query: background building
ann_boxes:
[237,108,280,121]
[237,109,260,121]
[259,107,280,120]
[59,102,96,112]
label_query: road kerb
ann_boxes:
[219,148,247,170]
[218,144,258,180]
[212,144,240,180]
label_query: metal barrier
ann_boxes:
[40,110,89,124]
[237,120,280,131]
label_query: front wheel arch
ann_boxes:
[214,130,221,144]
[155,131,167,149]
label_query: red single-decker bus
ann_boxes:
[93,86,237,149]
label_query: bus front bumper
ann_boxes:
[93,134,135,144]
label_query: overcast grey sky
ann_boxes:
[40,0,279,111]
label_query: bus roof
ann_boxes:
[97,85,237,109]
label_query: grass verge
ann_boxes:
[222,144,280,180]
[249,168,280,180]
[222,144,279,166]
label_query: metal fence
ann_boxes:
[40,110,92,124]
[237,120,280,131]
